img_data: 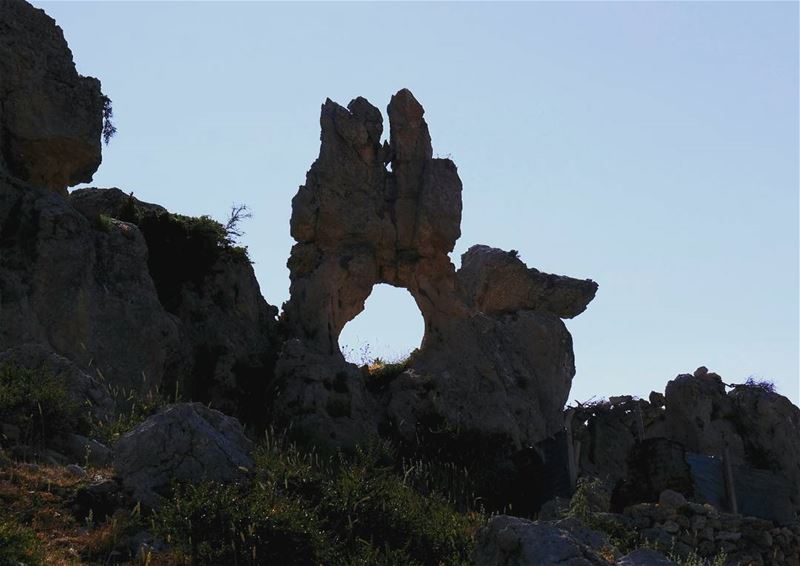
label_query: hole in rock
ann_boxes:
[339,284,423,367]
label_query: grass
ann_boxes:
[0,460,144,565]
[154,432,483,566]
[88,374,172,446]
[0,364,87,448]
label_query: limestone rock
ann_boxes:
[0,180,182,393]
[664,372,744,461]
[0,0,104,193]
[618,549,677,566]
[113,403,253,508]
[278,89,597,458]
[0,344,112,420]
[728,384,800,507]
[69,187,281,426]
[472,515,611,566]
[458,245,597,318]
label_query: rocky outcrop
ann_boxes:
[276,89,597,455]
[0,0,104,193]
[0,343,112,420]
[113,403,253,508]
[68,188,280,426]
[570,368,800,522]
[0,178,183,393]
[0,0,280,425]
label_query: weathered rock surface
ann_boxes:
[472,515,610,565]
[69,188,281,426]
[113,403,253,508]
[0,343,112,420]
[277,89,597,455]
[0,0,104,193]
[617,549,677,566]
[0,178,182,392]
[0,0,280,430]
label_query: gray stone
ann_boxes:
[113,403,253,508]
[63,433,112,467]
[65,463,87,478]
[618,549,677,566]
[472,515,610,565]
[658,489,686,509]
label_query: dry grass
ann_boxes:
[0,460,141,565]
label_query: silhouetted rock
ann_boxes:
[277,89,597,457]
[0,0,104,193]
[69,188,281,427]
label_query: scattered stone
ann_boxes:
[69,479,124,522]
[1,423,21,444]
[618,549,677,566]
[63,433,112,468]
[658,489,686,509]
[113,403,253,508]
[65,463,87,478]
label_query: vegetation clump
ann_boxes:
[154,434,483,565]
[0,365,86,447]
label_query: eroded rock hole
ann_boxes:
[339,284,423,366]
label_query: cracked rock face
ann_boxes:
[0,0,104,193]
[113,403,253,508]
[276,89,597,453]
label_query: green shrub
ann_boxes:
[0,365,85,447]
[0,513,43,566]
[156,433,483,566]
[321,444,478,565]
[88,377,171,446]
[155,481,332,566]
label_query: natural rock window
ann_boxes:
[338,284,424,365]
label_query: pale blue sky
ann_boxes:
[37,1,799,404]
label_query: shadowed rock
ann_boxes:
[0,0,104,193]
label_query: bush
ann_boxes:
[0,365,85,447]
[0,513,43,566]
[743,376,776,393]
[156,433,483,565]
[155,481,332,566]
[89,380,170,446]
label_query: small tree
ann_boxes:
[224,204,252,244]
[101,95,117,145]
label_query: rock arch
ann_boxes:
[275,89,598,452]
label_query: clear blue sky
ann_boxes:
[36,1,799,404]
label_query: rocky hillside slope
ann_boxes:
[0,1,798,565]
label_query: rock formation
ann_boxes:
[0,0,280,427]
[0,0,104,194]
[276,89,597,458]
[113,403,253,508]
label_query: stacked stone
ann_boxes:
[623,493,800,565]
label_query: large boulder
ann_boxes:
[276,89,597,459]
[472,515,610,566]
[0,0,104,193]
[113,403,253,508]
